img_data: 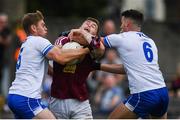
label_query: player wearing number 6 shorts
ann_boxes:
[102,9,169,119]
[69,9,169,119]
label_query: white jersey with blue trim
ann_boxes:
[104,31,166,94]
[9,36,53,98]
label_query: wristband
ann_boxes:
[92,62,101,70]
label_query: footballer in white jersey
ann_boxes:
[103,9,169,119]
[9,36,53,98]
[68,9,169,119]
[104,31,166,94]
[7,11,90,119]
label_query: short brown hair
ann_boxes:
[86,17,100,35]
[22,10,44,34]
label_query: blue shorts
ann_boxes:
[123,87,169,118]
[7,94,47,119]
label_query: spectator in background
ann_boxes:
[0,13,11,95]
[14,20,27,61]
[101,19,116,37]
[94,75,125,115]
[171,62,180,97]
[0,13,8,31]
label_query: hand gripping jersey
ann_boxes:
[9,36,53,98]
[104,31,166,94]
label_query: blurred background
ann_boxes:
[0,0,180,118]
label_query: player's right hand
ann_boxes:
[68,29,89,45]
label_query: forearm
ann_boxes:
[101,64,126,74]
[57,48,89,64]
[47,46,89,65]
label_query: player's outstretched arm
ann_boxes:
[100,63,126,74]
[46,46,89,65]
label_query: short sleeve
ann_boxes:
[54,36,70,46]
[36,37,54,56]
[103,34,123,48]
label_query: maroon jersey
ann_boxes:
[51,36,97,101]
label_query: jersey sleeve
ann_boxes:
[36,37,54,56]
[103,34,123,48]
[54,36,70,46]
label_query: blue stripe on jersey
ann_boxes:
[42,44,52,54]
[42,45,54,56]
[104,36,112,48]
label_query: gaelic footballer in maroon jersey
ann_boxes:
[51,36,98,101]
[49,17,105,119]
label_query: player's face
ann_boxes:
[80,20,98,36]
[120,16,129,32]
[35,20,48,37]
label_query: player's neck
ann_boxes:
[129,24,141,32]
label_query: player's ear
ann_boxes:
[30,24,37,33]
[126,19,131,27]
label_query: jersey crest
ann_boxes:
[63,64,77,73]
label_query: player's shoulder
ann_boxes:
[36,36,49,41]
[129,31,152,39]
[107,32,135,40]
[123,31,150,40]
[123,31,139,37]
[109,32,134,38]
[107,33,123,39]
[27,36,48,42]
[55,31,70,45]
[26,36,50,48]
[58,31,70,37]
